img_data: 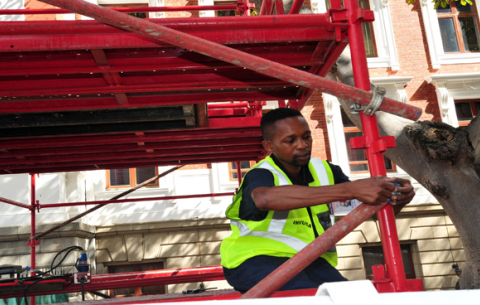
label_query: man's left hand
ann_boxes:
[390,177,415,214]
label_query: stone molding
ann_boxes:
[426,73,480,127]
[0,222,95,242]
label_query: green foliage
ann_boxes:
[407,0,473,9]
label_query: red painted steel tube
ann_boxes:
[343,0,408,292]
[38,0,421,121]
[0,6,237,15]
[0,145,263,166]
[30,174,36,305]
[39,192,234,209]
[208,102,249,109]
[259,0,272,15]
[288,0,305,14]
[0,196,32,210]
[0,15,340,35]
[0,266,225,299]
[241,201,390,298]
[0,129,262,150]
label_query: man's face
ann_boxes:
[263,116,313,169]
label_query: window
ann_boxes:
[229,161,255,181]
[436,1,480,53]
[362,244,415,280]
[341,109,395,173]
[215,1,237,17]
[108,262,165,297]
[455,100,479,126]
[107,167,158,189]
[421,0,480,67]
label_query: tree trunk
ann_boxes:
[330,51,480,288]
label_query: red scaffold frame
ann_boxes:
[0,0,424,302]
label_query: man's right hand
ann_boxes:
[346,176,397,206]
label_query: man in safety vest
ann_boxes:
[220,108,415,293]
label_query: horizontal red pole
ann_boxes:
[39,0,422,120]
[3,156,258,175]
[0,6,237,15]
[208,102,249,109]
[0,56,313,77]
[0,196,32,210]
[0,128,261,150]
[0,14,339,35]
[2,151,262,171]
[0,145,263,166]
[0,79,287,98]
[0,30,333,53]
[40,192,234,209]
[0,266,225,298]
[0,91,294,114]
[0,138,261,159]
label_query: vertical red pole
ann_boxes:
[236,161,242,185]
[30,174,37,305]
[343,0,407,292]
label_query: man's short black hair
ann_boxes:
[260,108,304,141]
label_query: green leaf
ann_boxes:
[461,0,466,5]
[466,0,473,5]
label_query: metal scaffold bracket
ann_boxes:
[350,86,386,116]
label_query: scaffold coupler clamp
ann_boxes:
[350,86,386,116]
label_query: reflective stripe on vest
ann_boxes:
[231,157,331,252]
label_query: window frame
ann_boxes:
[343,126,397,174]
[228,161,256,181]
[454,99,479,126]
[106,167,159,189]
[421,0,480,68]
[436,0,480,54]
[361,243,416,280]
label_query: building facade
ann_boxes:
[1,0,479,298]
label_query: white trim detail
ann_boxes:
[426,72,480,126]
[370,76,414,104]
[323,94,350,176]
[421,0,480,68]
[368,0,400,70]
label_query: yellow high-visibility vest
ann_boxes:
[220,155,338,269]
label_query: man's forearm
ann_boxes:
[252,184,353,211]
[252,177,402,211]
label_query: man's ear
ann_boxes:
[262,140,273,154]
